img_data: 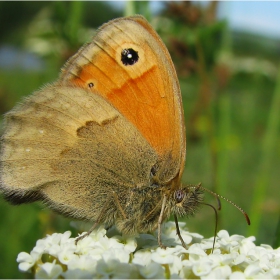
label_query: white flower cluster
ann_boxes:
[17,221,280,279]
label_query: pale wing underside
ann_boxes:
[60,16,186,184]
[0,84,157,221]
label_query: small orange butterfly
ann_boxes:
[0,15,250,249]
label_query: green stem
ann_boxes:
[215,91,231,227]
[124,1,136,16]
[273,214,280,248]
[124,1,151,21]
[248,67,280,236]
[67,1,84,46]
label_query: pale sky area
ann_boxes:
[110,1,280,39]
[218,1,280,38]
[1,1,279,71]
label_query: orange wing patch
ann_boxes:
[69,63,175,157]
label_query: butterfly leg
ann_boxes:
[75,190,127,244]
[75,221,100,244]
[75,198,112,244]
[112,190,127,219]
[174,214,187,249]
[157,194,167,249]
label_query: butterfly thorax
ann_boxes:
[110,183,203,235]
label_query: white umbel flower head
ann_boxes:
[16,221,280,279]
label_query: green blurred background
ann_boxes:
[0,1,279,278]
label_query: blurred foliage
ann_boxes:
[0,1,280,278]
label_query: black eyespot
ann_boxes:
[175,190,185,203]
[121,48,139,66]
[88,82,94,88]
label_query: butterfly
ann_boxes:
[0,15,249,249]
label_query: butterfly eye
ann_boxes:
[88,82,94,88]
[121,48,139,66]
[174,190,185,203]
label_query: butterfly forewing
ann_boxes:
[59,16,186,184]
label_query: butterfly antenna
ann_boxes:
[199,185,251,225]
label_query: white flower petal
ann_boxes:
[66,254,97,272]
[201,265,232,279]
[102,248,130,263]
[18,262,34,272]
[180,260,194,279]
[111,235,137,253]
[229,271,245,279]
[132,249,153,266]
[15,226,280,279]
[17,252,33,263]
[60,231,72,244]
[169,255,183,277]
[138,262,165,279]
[62,269,94,279]
[95,258,134,279]
[192,261,213,276]
[58,249,79,265]
[188,244,207,261]
[17,252,35,272]
[35,261,63,279]
[244,264,263,277]
[151,247,178,264]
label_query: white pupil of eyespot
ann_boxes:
[127,54,132,58]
